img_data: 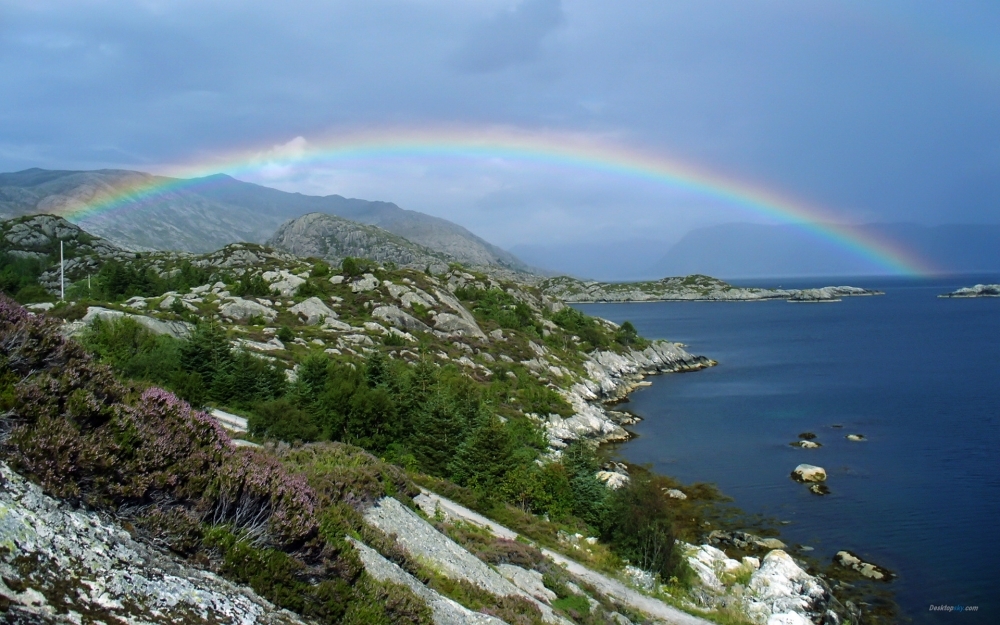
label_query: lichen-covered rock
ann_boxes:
[372,305,430,334]
[351,273,381,292]
[288,296,337,325]
[262,270,305,297]
[76,306,194,339]
[349,539,504,625]
[0,462,307,625]
[362,497,571,624]
[743,550,831,625]
[432,312,486,339]
[219,297,278,322]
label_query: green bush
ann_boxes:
[551,307,609,351]
[233,272,273,297]
[453,286,538,332]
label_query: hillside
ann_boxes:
[0,215,878,625]
[0,168,531,271]
[267,212,456,272]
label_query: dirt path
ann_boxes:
[416,489,714,625]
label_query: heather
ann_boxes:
[0,295,431,624]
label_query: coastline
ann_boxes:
[572,309,903,625]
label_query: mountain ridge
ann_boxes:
[0,168,529,271]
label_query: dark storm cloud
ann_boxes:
[1,0,999,251]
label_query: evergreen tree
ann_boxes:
[410,391,467,476]
[179,323,233,390]
[449,413,515,493]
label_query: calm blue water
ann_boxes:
[577,275,1000,624]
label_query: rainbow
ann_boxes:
[55,126,935,275]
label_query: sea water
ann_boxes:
[576,275,1000,624]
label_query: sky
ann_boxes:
[2,0,1000,253]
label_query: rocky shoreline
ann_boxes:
[938,283,1000,298]
[541,340,715,449]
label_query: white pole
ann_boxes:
[60,240,64,301]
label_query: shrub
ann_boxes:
[233,272,273,297]
[551,307,610,351]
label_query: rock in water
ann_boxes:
[791,464,827,483]
[834,550,893,581]
[846,434,866,441]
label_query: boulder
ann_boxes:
[684,544,744,592]
[834,550,892,581]
[350,273,380,292]
[288,297,337,325]
[322,317,352,332]
[495,564,557,603]
[791,440,821,449]
[372,305,430,334]
[664,488,687,500]
[743,550,831,625]
[846,434,866,441]
[596,471,629,490]
[219,298,278,322]
[79,307,193,340]
[791,464,826,483]
[262,270,305,296]
[433,312,486,339]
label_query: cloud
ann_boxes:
[452,0,564,73]
[250,136,309,179]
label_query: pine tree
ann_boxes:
[410,391,466,476]
[449,413,515,493]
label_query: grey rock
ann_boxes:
[363,497,570,624]
[219,297,278,322]
[262,270,304,297]
[791,464,827,483]
[349,539,503,625]
[0,462,307,625]
[372,305,431,334]
[833,550,892,581]
[496,564,557,603]
[433,312,486,339]
[351,273,381,292]
[744,550,832,625]
[288,296,337,325]
[78,307,193,339]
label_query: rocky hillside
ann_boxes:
[0,216,882,625]
[541,274,883,303]
[267,212,456,273]
[0,169,531,271]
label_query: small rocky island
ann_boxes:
[540,274,883,303]
[938,283,1000,298]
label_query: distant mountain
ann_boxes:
[652,222,1000,278]
[267,213,455,270]
[0,168,529,270]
